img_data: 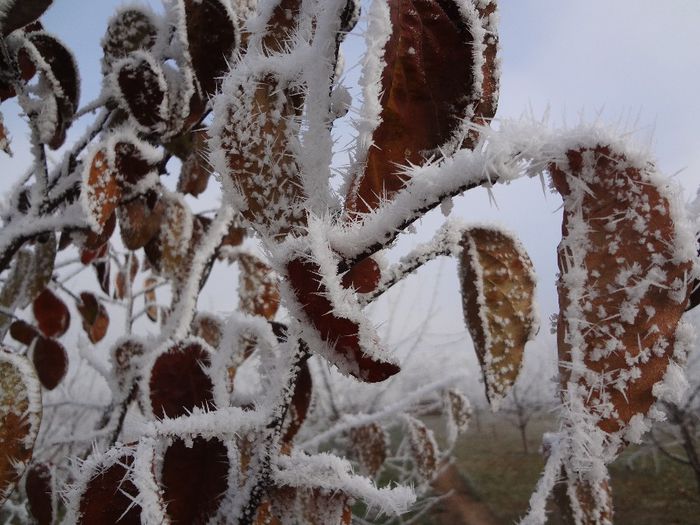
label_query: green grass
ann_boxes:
[441,415,700,524]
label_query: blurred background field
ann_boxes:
[419,414,700,525]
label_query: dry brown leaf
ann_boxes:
[405,415,438,482]
[350,423,387,477]
[0,350,41,504]
[552,145,694,434]
[238,253,280,320]
[345,0,499,213]
[144,276,158,322]
[77,292,109,344]
[117,193,165,250]
[553,465,613,525]
[459,227,537,408]
[217,76,306,239]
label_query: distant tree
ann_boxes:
[0,1,698,524]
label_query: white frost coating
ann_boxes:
[441,0,488,153]
[273,451,415,516]
[363,217,467,303]
[295,0,346,215]
[342,0,391,200]
[132,439,170,524]
[209,312,276,408]
[300,373,462,450]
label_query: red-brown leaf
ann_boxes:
[286,258,400,383]
[25,462,53,525]
[0,0,53,36]
[161,437,229,524]
[182,0,238,96]
[77,292,109,344]
[9,320,40,346]
[340,257,381,294]
[32,336,67,390]
[149,341,214,419]
[77,453,141,525]
[281,359,312,446]
[115,52,168,131]
[33,288,70,338]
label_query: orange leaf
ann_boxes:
[83,149,121,232]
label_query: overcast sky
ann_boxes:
[2,1,700,400]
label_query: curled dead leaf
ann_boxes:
[77,292,109,344]
[405,415,438,482]
[459,226,537,408]
[25,462,53,525]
